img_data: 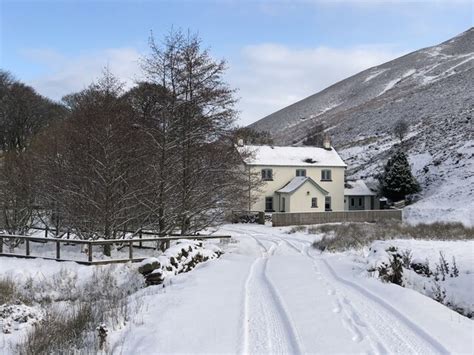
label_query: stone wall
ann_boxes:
[272,209,402,227]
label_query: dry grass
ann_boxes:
[312,221,474,252]
[0,276,17,305]
[13,267,144,354]
[17,303,94,355]
[287,225,306,234]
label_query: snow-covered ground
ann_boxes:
[1,223,472,354]
[114,224,473,354]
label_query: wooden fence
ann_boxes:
[272,209,402,227]
[0,234,231,265]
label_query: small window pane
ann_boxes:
[296,169,306,177]
[262,169,273,181]
[321,169,332,181]
[325,196,332,211]
[265,197,274,211]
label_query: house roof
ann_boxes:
[344,180,376,196]
[238,145,347,167]
[276,176,329,195]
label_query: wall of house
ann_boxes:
[344,195,374,211]
[250,165,345,212]
[287,180,327,213]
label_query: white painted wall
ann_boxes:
[250,165,346,212]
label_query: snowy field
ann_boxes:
[1,223,473,354]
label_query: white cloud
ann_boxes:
[22,47,142,101]
[229,43,406,125]
[21,43,405,127]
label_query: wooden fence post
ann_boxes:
[0,236,3,253]
[139,230,143,248]
[56,241,61,260]
[26,239,30,256]
[129,240,133,261]
[88,242,93,263]
[45,227,48,238]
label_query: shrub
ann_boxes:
[0,277,16,305]
[377,248,404,286]
[312,221,473,252]
[17,303,94,355]
[14,266,143,354]
[287,226,306,234]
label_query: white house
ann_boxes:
[238,140,378,214]
[239,140,347,213]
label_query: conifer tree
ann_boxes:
[379,150,420,201]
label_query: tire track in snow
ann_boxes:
[309,252,449,354]
[233,228,302,354]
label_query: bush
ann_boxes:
[377,247,404,286]
[13,266,144,354]
[287,226,306,234]
[312,221,473,252]
[0,277,16,305]
[17,303,94,355]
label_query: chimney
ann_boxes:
[323,134,331,150]
[237,138,244,147]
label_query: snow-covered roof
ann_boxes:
[344,180,376,196]
[276,176,329,195]
[239,145,347,167]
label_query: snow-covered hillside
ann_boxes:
[250,28,474,225]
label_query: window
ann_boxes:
[325,196,332,211]
[351,198,355,207]
[261,169,273,181]
[321,169,332,181]
[296,169,306,177]
[265,197,274,212]
[311,197,318,208]
[358,198,363,207]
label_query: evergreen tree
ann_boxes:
[379,150,420,201]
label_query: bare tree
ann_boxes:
[393,119,409,143]
[0,71,64,243]
[143,29,249,234]
[125,82,181,236]
[34,71,146,255]
[233,127,273,145]
[0,151,35,237]
[0,70,65,152]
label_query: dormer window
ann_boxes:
[321,169,332,181]
[261,169,273,181]
[296,169,306,177]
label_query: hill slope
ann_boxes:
[250,28,474,225]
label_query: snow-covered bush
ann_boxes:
[138,240,222,286]
[6,265,145,353]
[0,304,43,335]
[367,242,472,318]
[374,246,404,286]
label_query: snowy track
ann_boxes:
[242,240,302,354]
[309,254,449,354]
[104,223,473,354]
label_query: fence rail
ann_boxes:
[272,209,402,227]
[0,233,231,265]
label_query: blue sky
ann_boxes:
[1,0,472,124]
